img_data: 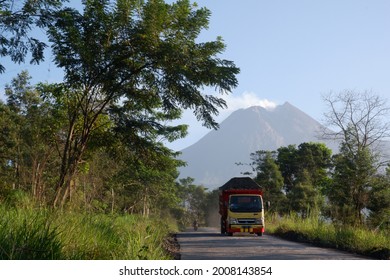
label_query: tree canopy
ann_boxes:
[0,0,64,72]
[0,0,240,211]
[322,91,390,226]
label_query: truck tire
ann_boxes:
[220,218,226,234]
[257,232,263,236]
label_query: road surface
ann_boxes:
[177,227,369,260]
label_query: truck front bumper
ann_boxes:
[229,225,264,233]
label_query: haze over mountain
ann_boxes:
[178,102,336,188]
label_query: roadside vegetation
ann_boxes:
[0,0,238,260]
[0,204,178,259]
[266,213,390,260]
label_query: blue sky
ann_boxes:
[1,0,390,151]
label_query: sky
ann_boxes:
[1,0,390,151]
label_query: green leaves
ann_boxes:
[0,0,64,72]
[251,143,332,216]
[1,1,239,213]
[48,0,239,129]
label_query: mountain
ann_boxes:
[177,102,336,188]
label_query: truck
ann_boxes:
[219,177,264,236]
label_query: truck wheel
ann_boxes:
[257,232,263,236]
[220,218,226,234]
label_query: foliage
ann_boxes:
[366,167,390,231]
[286,170,323,218]
[41,0,238,206]
[0,205,178,260]
[0,69,195,220]
[0,100,18,189]
[251,150,286,213]
[0,206,61,260]
[1,71,60,203]
[276,143,332,194]
[327,143,376,225]
[0,0,64,72]
[322,91,390,226]
[266,213,390,260]
[250,142,332,216]
[175,177,209,227]
[1,0,239,209]
[48,0,239,130]
[57,212,177,260]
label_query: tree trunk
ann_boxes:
[142,187,149,217]
[53,119,76,208]
[111,188,115,214]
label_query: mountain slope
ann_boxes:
[178,102,331,187]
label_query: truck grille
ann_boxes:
[238,219,256,224]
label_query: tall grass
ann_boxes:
[57,213,177,259]
[0,206,178,260]
[0,208,62,259]
[266,213,390,259]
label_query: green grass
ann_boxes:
[0,208,62,259]
[266,213,390,259]
[0,206,178,260]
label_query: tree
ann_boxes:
[276,143,332,194]
[0,0,64,73]
[322,90,390,163]
[322,91,390,226]
[176,177,208,226]
[286,169,323,218]
[40,82,116,207]
[2,71,59,202]
[204,188,219,227]
[251,143,332,216]
[276,145,298,193]
[295,142,332,189]
[0,99,18,192]
[251,150,286,213]
[366,166,390,231]
[45,0,239,207]
[329,139,376,225]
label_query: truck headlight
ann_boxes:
[255,218,264,225]
[229,218,238,224]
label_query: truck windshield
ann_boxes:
[229,196,262,212]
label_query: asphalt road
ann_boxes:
[177,227,369,260]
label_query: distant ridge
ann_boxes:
[178,102,335,188]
